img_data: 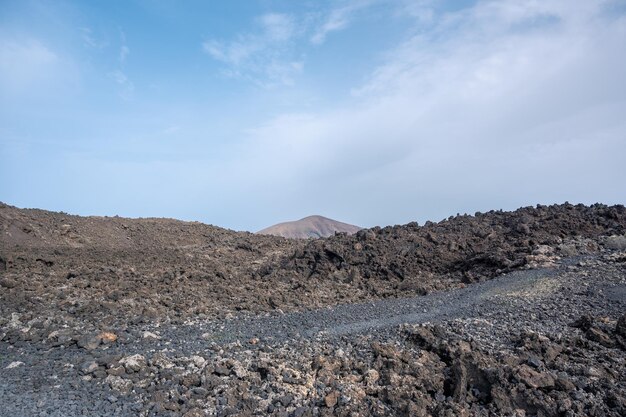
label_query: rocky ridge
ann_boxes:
[2,202,624,327]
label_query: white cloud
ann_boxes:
[0,37,80,100]
[0,39,58,87]
[258,13,296,42]
[80,27,108,49]
[397,0,434,23]
[310,0,379,45]
[203,38,261,67]
[219,0,626,227]
[118,29,130,63]
[202,13,301,87]
[109,70,134,100]
[310,8,351,44]
[119,45,130,63]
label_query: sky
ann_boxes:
[1,0,625,232]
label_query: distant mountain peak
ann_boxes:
[257,215,361,239]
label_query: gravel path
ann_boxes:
[161,268,555,345]
[140,258,623,351]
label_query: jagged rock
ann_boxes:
[515,365,555,389]
[80,361,99,375]
[364,369,380,385]
[324,391,339,407]
[106,366,126,377]
[181,373,201,388]
[105,375,133,394]
[119,354,146,373]
[586,327,615,347]
[555,376,576,392]
[151,353,174,369]
[214,363,231,376]
[570,315,594,331]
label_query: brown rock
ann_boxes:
[107,366,126,377]
[585,327,614,347]
[570,315,594,331]
[181,373,201,388]
[406,326,438,351]
[450,359,469,400]
[515,365,555,389]
[183,408,205,417]
[99,332,118,344]
[491,387,514,413]
[555,376,576,392]
[543,345,562,362]
[364,369,380,385]
[324,391,339,408]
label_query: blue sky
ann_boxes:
[1,0,625,231]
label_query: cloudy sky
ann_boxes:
[1,0,625,231]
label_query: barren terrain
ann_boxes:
[1,202,625,416]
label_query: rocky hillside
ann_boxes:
[257,215,361,239]
[1,201,626,417]
[1,202,625,325]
